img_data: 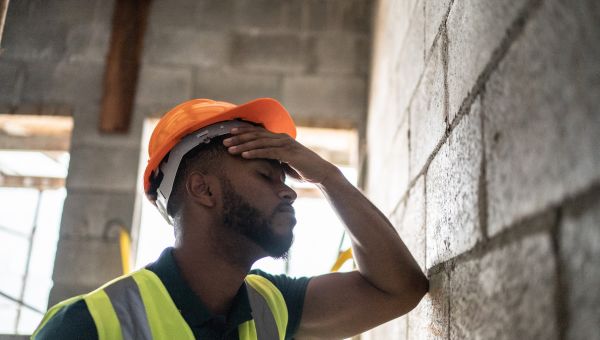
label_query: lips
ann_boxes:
[277,205,295,214]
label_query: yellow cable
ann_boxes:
[119,228,131,274]
[330,248,353,272]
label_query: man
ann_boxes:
[33,98,428,339]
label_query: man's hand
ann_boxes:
[223,125,338,184]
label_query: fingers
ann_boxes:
[238,147,286,161]
[226,137,290,154]
[223,126,293,155]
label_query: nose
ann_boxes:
[279,183,297,204]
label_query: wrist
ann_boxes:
[317,166,346,188]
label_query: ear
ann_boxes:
[186,171,217,208]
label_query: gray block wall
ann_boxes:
[364,0,600,339]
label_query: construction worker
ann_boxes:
[32,98,428,339]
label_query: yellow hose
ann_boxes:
[119,228,131,274]
[330,248,353,272]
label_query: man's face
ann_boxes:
[219,173,296,259]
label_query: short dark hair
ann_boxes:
[150,135,230,217]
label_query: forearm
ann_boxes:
[317,168,427,296]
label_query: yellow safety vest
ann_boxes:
[32,269,288,340]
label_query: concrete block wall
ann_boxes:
[364,0,600,339]
[136,0,372,129]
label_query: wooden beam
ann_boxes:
[0,114,72,151]
[0,0,8,49]
[99,0,151,134]
[0,174,65,190]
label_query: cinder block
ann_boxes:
[426,97,482,268]
[52,238,122,288]
[21,61,104,106]
[447,0,530,122]
[235,0,286,30]
[305,0,372,33]
[407,270,449,340]
[368,115,408,215]
[425,0,451,57]
[135,64,193,107]
[394,1,425,116]
[409,38,446,180]
[314,33,365,75]
[393,176,425,270]
[59,190,137,239]
[148,0,233,32]
[195,0,236,31]
[2,7,66,61]
[147,0,198,31]
[0,61,23,104]
[561,194,600,340]
[194,69,282,104]
[484,0,600,235]
[66,145,140,192]
[70,105,146,149]
[282,75,366,128]
[381,119,410,215]
[65,23,111,64]
[450,231,558,340]
[231,33,309,73]
[144,28,231,67]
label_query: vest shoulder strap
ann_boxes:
[245,274,289,340]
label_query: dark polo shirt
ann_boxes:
[36,248,310,339]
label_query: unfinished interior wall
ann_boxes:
[364,0,600,338]
[0,0,371,312]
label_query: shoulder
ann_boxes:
[34,299,98,340]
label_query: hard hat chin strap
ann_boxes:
[155,120,255,225]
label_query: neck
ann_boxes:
[172,216,264,316]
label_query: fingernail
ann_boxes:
[223,138,231,145]
[231,128,239,133]
[229,146,237,152]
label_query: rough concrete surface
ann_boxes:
[65,146,140,192]
[394,176,426,271]
[409,38,446,180]
[484,0,600,235]
[561,194,600,340]
[52,238,122,288]
[426,97,482,268]
[407,270,449,340]
[194,69,282,104]
[394,0,425,117]
[59,190,136,239]
[232,33,309,73]
[450,232,558,340]
[447,0,531,122]
[424,0,451,58]
[282,75,366,128]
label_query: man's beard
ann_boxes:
[220,178,295,259]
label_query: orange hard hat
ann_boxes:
[143,97,296,202]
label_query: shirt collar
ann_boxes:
[145,247,252,329]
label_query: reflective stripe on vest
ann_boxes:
[32,269,288,340]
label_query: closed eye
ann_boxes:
[258,172,271,180]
